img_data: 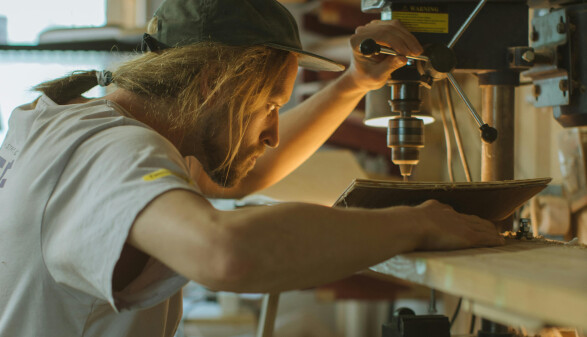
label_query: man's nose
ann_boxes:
[260,115,279,148]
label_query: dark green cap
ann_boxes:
[150,0,345,72]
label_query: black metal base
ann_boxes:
[477,319,515,337]
[382,308,451,337]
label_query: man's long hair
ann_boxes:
[34,22,291,177]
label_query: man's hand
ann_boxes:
[347,20,424,92]
[406,199,505,251]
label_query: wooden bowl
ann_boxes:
[333,178,552,221]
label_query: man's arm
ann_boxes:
[193,20,423,198]
[127,190,504,293]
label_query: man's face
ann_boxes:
[197,53,298,187]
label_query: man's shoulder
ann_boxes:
[39,95,167,151]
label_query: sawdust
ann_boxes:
[501,233,587,249]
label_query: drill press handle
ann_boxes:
[359,38,430,62]
[359,0,498,144]
[358,41,499,144]
[446,73,498,144]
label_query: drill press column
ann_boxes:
[481,84,515,182]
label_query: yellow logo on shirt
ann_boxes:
[143,169,193,184]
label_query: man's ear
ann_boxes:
[198,68,214,101]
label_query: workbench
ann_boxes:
[370,239,587,331]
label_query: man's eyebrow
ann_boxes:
[270,84,285,97]
[272,95,290,106]
[270,88,290,105]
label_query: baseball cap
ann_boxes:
[147,0,345,72]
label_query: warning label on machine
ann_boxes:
[390,5,449,34]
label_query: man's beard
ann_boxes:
[200,129,261,188]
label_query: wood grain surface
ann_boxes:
[371,240,587,330]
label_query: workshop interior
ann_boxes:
[0,0,585,336]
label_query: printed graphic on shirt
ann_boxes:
[143,168,193,185]
[0,156,14,188]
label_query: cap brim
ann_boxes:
[264,42,345,72]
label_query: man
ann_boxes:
[0,0,503,336]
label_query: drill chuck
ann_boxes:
[388,117,424,177]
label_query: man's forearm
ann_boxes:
[276,72,370,161]
[212,202,420,293]
[130,191,502,294]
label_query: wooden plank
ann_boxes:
[370,240,587,330]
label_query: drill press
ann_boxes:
[361,0,587,335]
[361,0,527,181]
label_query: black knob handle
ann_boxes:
[480,124,498,143]
[394,307,416,317]
[360,38,381,56]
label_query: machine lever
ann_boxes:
[360,39,430,62]
[447,0,489,49]
[446,73,497,143]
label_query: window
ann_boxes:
[0,0,117,143]
[0,0,106,45]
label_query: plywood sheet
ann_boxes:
[370,240,587,330]
[333,178,551,221]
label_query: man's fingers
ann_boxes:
[358,20,423,55]
[472,230,506,247]
[353,20,423,57]
[382,21,423,55]
[462,216,504,246]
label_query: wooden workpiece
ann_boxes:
[370,239,587,330]
[334,178,551,221]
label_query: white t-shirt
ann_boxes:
[0,95,201,336]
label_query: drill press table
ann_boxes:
[370,239,587,330]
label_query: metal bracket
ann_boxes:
[525,9,573,108]
[532,75,570,107]
[361,0,389,13]
[531,9,568,49]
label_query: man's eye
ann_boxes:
[267,104,279,114]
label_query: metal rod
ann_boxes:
[428,289,438,314]
[446,73,484,127]
[449,298,463,328]
[438,85,455,182]
[447,0,489,49]
[257,293,280,337]
[443,80,472,182]
[469,315,477,335]
[378,46,430,62]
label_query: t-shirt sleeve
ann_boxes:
[42,125,200,312]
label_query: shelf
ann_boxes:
[0,39,141,52]
[371,239,587,330]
